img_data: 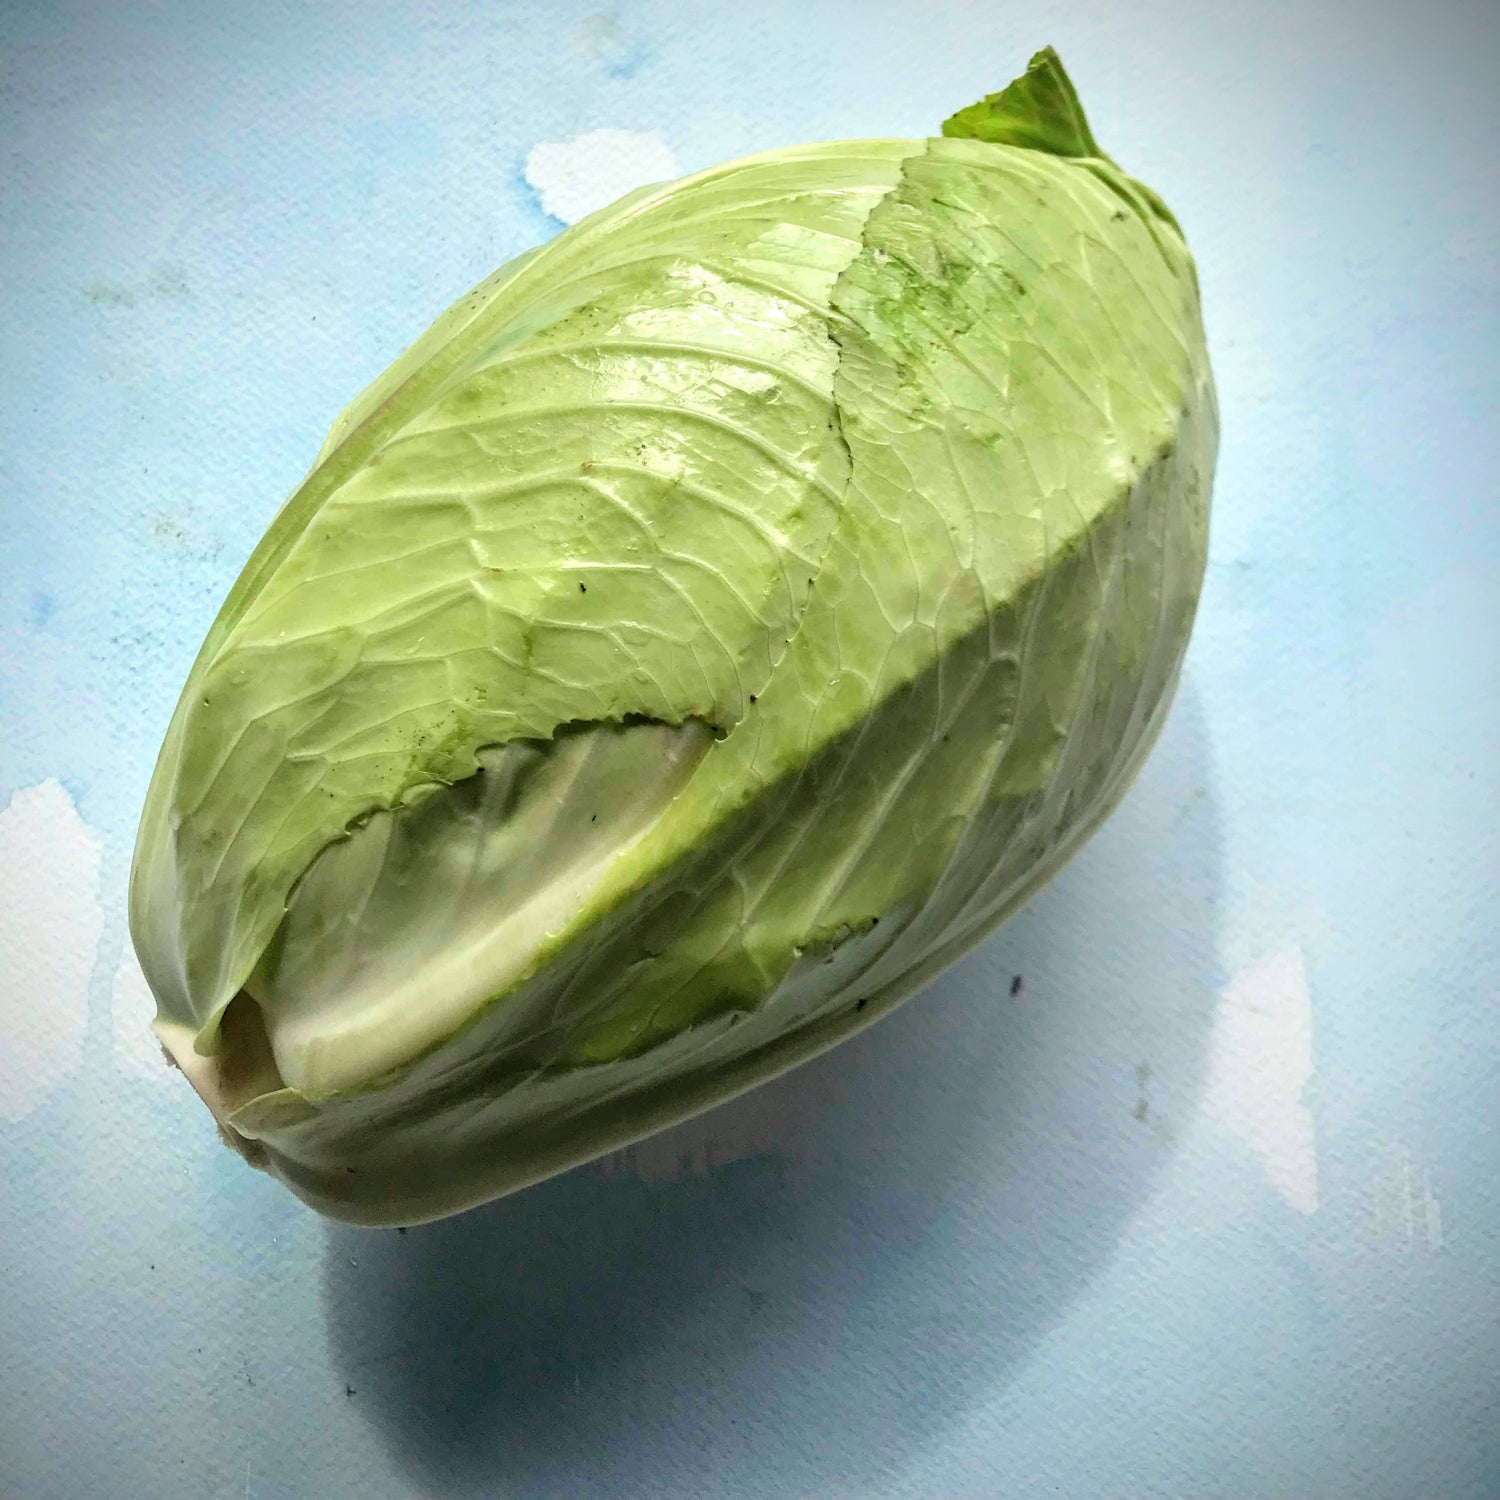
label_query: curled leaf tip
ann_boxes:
[942,45,1103,159]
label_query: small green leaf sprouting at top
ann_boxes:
[942,46,1104,159]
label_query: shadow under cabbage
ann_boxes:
[322,683,1222,1499]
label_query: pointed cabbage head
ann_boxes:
[131,49,1217,1223]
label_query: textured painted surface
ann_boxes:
[1,2,1496,1497]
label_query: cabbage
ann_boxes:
[131,48,1216,1224]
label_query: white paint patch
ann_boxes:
[524,128,678,226]
[0,781,101,1121]
[596,1134,722,1185]
[595,1064,821,1183]
[596,1089,797,1184]
[111,943,167,1082]
[1372,1140,1444,1252]
[574,13,627,64]
[1202,944,1320,1213]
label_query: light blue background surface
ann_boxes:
[2,2,1496,1496]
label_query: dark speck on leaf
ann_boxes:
[579,583,587,592]
[346,1385,356,1398]
[748,694,757,704]
[1010,974,1023,997]
[856,998,867,1011]
[590,813,597,822]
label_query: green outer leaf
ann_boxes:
[131,142,913,1049]
[249,720,715,1094]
